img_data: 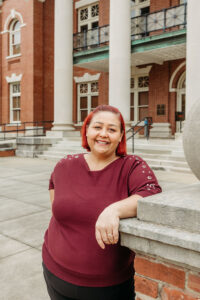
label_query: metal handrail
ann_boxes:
[126,117,152,153]
[73,3,187,51]
[0,120,53,140]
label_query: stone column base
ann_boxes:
[46,123,80,138]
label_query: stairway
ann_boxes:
[130,139,190,173]
[37,137,87,160]
[37,136,191,173]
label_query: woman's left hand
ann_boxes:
[95,204,120,249]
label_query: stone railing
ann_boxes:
[73,3,187,51]
[120,184,200,299]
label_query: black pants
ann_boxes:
[43,263,135,300]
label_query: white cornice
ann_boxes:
[75,0,98,9]
[74,72,100,83]
[6,73,22,83]
[131,66,152,76]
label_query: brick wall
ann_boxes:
[43,0,54,123]
[0,0,54,125]
[1,0,34,123]
[33,0,44,122]
[99,0,109,27]
[150,0,180,12]
[134,255,200,300]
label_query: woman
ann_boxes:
[42,105,161,300]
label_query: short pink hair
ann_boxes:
[81,105,127,156]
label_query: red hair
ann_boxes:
[81,105,127,156]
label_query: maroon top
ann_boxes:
[42,153,161,287]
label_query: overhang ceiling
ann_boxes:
[75,43,186,72]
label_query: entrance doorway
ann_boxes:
[176,72,186,132]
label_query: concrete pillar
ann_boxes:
[186,0,200,117]
[52,0,74,133]
[109,0,131,122]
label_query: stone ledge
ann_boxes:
[16,137,62,145]
[119,219,200,271]
[119,218,200,253]
[137,184,200,233]
[119,183,200,271]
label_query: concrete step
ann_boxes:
[150,164,191,173]
[41,150,81,157]
[143,158,189,168]
[134,152,186,162]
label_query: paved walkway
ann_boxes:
[0,157,199,300]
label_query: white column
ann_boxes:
[109,0,131,122]
[186,0,200,117]
[52,0,74,133]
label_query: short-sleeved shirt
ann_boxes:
[42,153,161,287]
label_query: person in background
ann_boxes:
[42,105,162,300]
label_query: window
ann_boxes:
[78,81,99,123]
[10,82,21,123]
[130,76,149,122]
[131,0,150,17]
[78,3,99,32]
[9,19,21,56]
[157,104,166,116]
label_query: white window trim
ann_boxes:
[131,75,149,123]
[6,53,21,60]
[78,2,99,31]
[169,61,186,92]
[76,0,98,9]
[9,82,21,124]
[131,0,150,17]
[77,82,99,124]
[9,19,21,57]
[6,73,23,83]
[3,9,26,32]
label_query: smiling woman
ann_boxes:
[42,105,162,300]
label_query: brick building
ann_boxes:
[0,0,187,138]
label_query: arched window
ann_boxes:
[9,19,21,56]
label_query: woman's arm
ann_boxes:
[95,194,142,249]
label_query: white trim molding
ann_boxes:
[6,54,21,60]
[74,72,100,83]
[3,9,26,32]
[169,61,186,92]
[6,73,22,83]
[75,0,98,9]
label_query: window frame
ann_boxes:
[78,2,99,32]
[130,75,149,122]
[10,82,21,124]
[131,0,150,18]
[77,81,99,123]
[9,19,21,57]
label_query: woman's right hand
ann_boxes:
[95,204,120,249]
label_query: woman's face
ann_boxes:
[86,111,123,158]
